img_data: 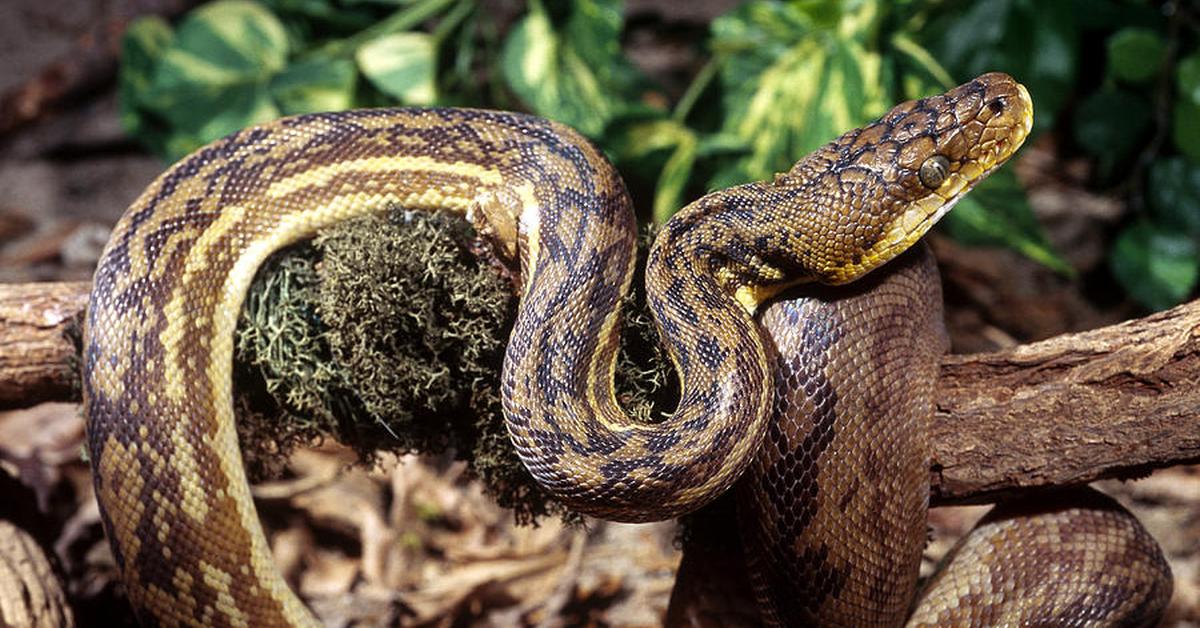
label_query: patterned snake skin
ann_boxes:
[739,243,948,625]
[666,247,1173,626]
[81,72,1169,626]
[909,488,1173,626]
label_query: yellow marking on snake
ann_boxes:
[264,154,504,198]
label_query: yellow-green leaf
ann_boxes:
[271,57,358,114]
[356,32,437,105]
[499,0,642,136]
[654,133,698,224]
[139,0,290,158]
[709,1,887,189]
[939,168,1072,275]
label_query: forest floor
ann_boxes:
[0,1,1196,626]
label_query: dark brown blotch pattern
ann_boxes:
[735,244,947,627]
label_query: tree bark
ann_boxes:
[1,281,1197,506]
[0,521,74,627]
[0,283,86,409]
[929,301,1200,505]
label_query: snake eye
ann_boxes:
[919,155,950,189]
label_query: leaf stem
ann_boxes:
[305,0,457,60]
[890,32,954,89]
[672,59,718,123]
[432,0,475,45]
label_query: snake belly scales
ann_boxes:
[82,73,1173,626]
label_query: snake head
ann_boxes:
[794,72,1033,285]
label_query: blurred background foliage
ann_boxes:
[119,0,1200,311]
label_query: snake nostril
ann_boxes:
[988,98,1006,115]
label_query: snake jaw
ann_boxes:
[883,125,1030,258]
[873,149,1020,266]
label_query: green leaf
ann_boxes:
[1072,89,1150,174]
[1110,220,1199,311]
[708,1,887,189]
[499,0,643,136]
[158,0,290,84]
[694,132,749,159]
[118,16,174,153]
[270,57,357,114]
[341,0,421,5]
[182,84,281,149]
[922,0,1079,133]
[1173,100,1200,164]
[602,115,697,220]
[889,32,955,90]
[1177,52,1200,107]
[1106,27,1164,83]
[939,168,1072,275]
[305,0,455,60]
[356,32,437,104]
[140,0,290,158]
[1147,157,1200,236]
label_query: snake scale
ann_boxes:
[665,247,1174,626]
[83,72,1172,626]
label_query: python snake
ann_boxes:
[83,73,1171,626]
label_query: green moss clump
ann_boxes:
[234,211,676,524]
[316,211,566,523]
[315,212,511,448]
[234,244,332,478]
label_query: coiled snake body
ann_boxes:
[83,73,1171,626]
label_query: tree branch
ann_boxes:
[0,0,201,140]
[930,301,1200,505]
[0,283,85,409]
[1,281,1196,505]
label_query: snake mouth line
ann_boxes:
[908,79,1035,241]
[873,141,1022,270]
[836,77,1033,285]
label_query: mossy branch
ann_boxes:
[0,212,1197,517]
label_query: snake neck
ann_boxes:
[500,169,775,521]
[648,72,1034,297]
